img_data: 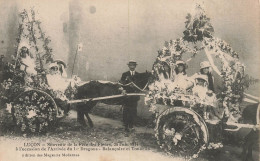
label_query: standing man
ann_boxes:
[120,60,140,132]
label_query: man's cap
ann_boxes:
[200,61,211,69]
[127,60,137,65]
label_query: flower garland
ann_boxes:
[1,63,71,133]
[183,4,214,42]
[11,90,57,133]
[146,4,249,123]
[145,4,256,156]
[0,9,72,133]
[202,37,245,122]
[16,9,54,72]
[152,38,204,82]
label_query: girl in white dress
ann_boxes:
[173,61,193,91]
[192,74,218,120]
[46,63,69,94]
[19,46,37,75]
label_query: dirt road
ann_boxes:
[0,106,259,161]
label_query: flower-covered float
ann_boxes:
[145,4,260,158]
[0,9,80,133]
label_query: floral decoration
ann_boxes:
[0,9,73,133]
[145,4,255,124]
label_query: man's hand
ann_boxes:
[122,90,127,95]
[125,76,131,81]
[129,82,135,88]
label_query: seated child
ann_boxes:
[193,75,218,120]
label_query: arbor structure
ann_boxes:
[147,4,249,122]
[15,9,54,71]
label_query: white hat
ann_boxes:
[48,63,58,69]
[174,52,181,56]
[194,74,208,83]
[54,59,67,68]
[200,61,211,69]
[127,60,137,65]
[176,60,185,66]
[18,42,30,50]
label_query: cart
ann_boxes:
[147,90,259,158]
[141,5,260,158]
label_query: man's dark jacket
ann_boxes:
[120,71,140,100]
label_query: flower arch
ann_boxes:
[146,4,249,122]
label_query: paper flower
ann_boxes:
[6,103,12,113]
[27,110,37,118]
[172,133,182,145]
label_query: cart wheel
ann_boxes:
[12,89,58,133]
[155,106,209,157]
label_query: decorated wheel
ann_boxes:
[12,89,58,133]
[155,106,209,157]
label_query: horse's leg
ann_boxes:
[246,144,254,161]
[77,105,87,126]
[241,130,258,161]
[64,103,70,116]
[246,130,258,161]
[241,141,248,161]
[85,113,94,128]
[84,102,97,128]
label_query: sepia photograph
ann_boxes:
[0,0,259,161]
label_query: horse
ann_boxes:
[240,103,259,161]
[73,72,152,127]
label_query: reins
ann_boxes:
[118,81,149,92]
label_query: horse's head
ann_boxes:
[133,71,153,91]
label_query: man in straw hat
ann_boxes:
[120,60,140,133]
[121,60,139,84]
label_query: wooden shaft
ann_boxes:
[206,119,259,130]
[68,93,145,104]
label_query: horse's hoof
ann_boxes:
[239,153,247,161]
[246,156,255,161]
[129,128,135,133]
[76,121,87,127]
[124,133,129,137]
